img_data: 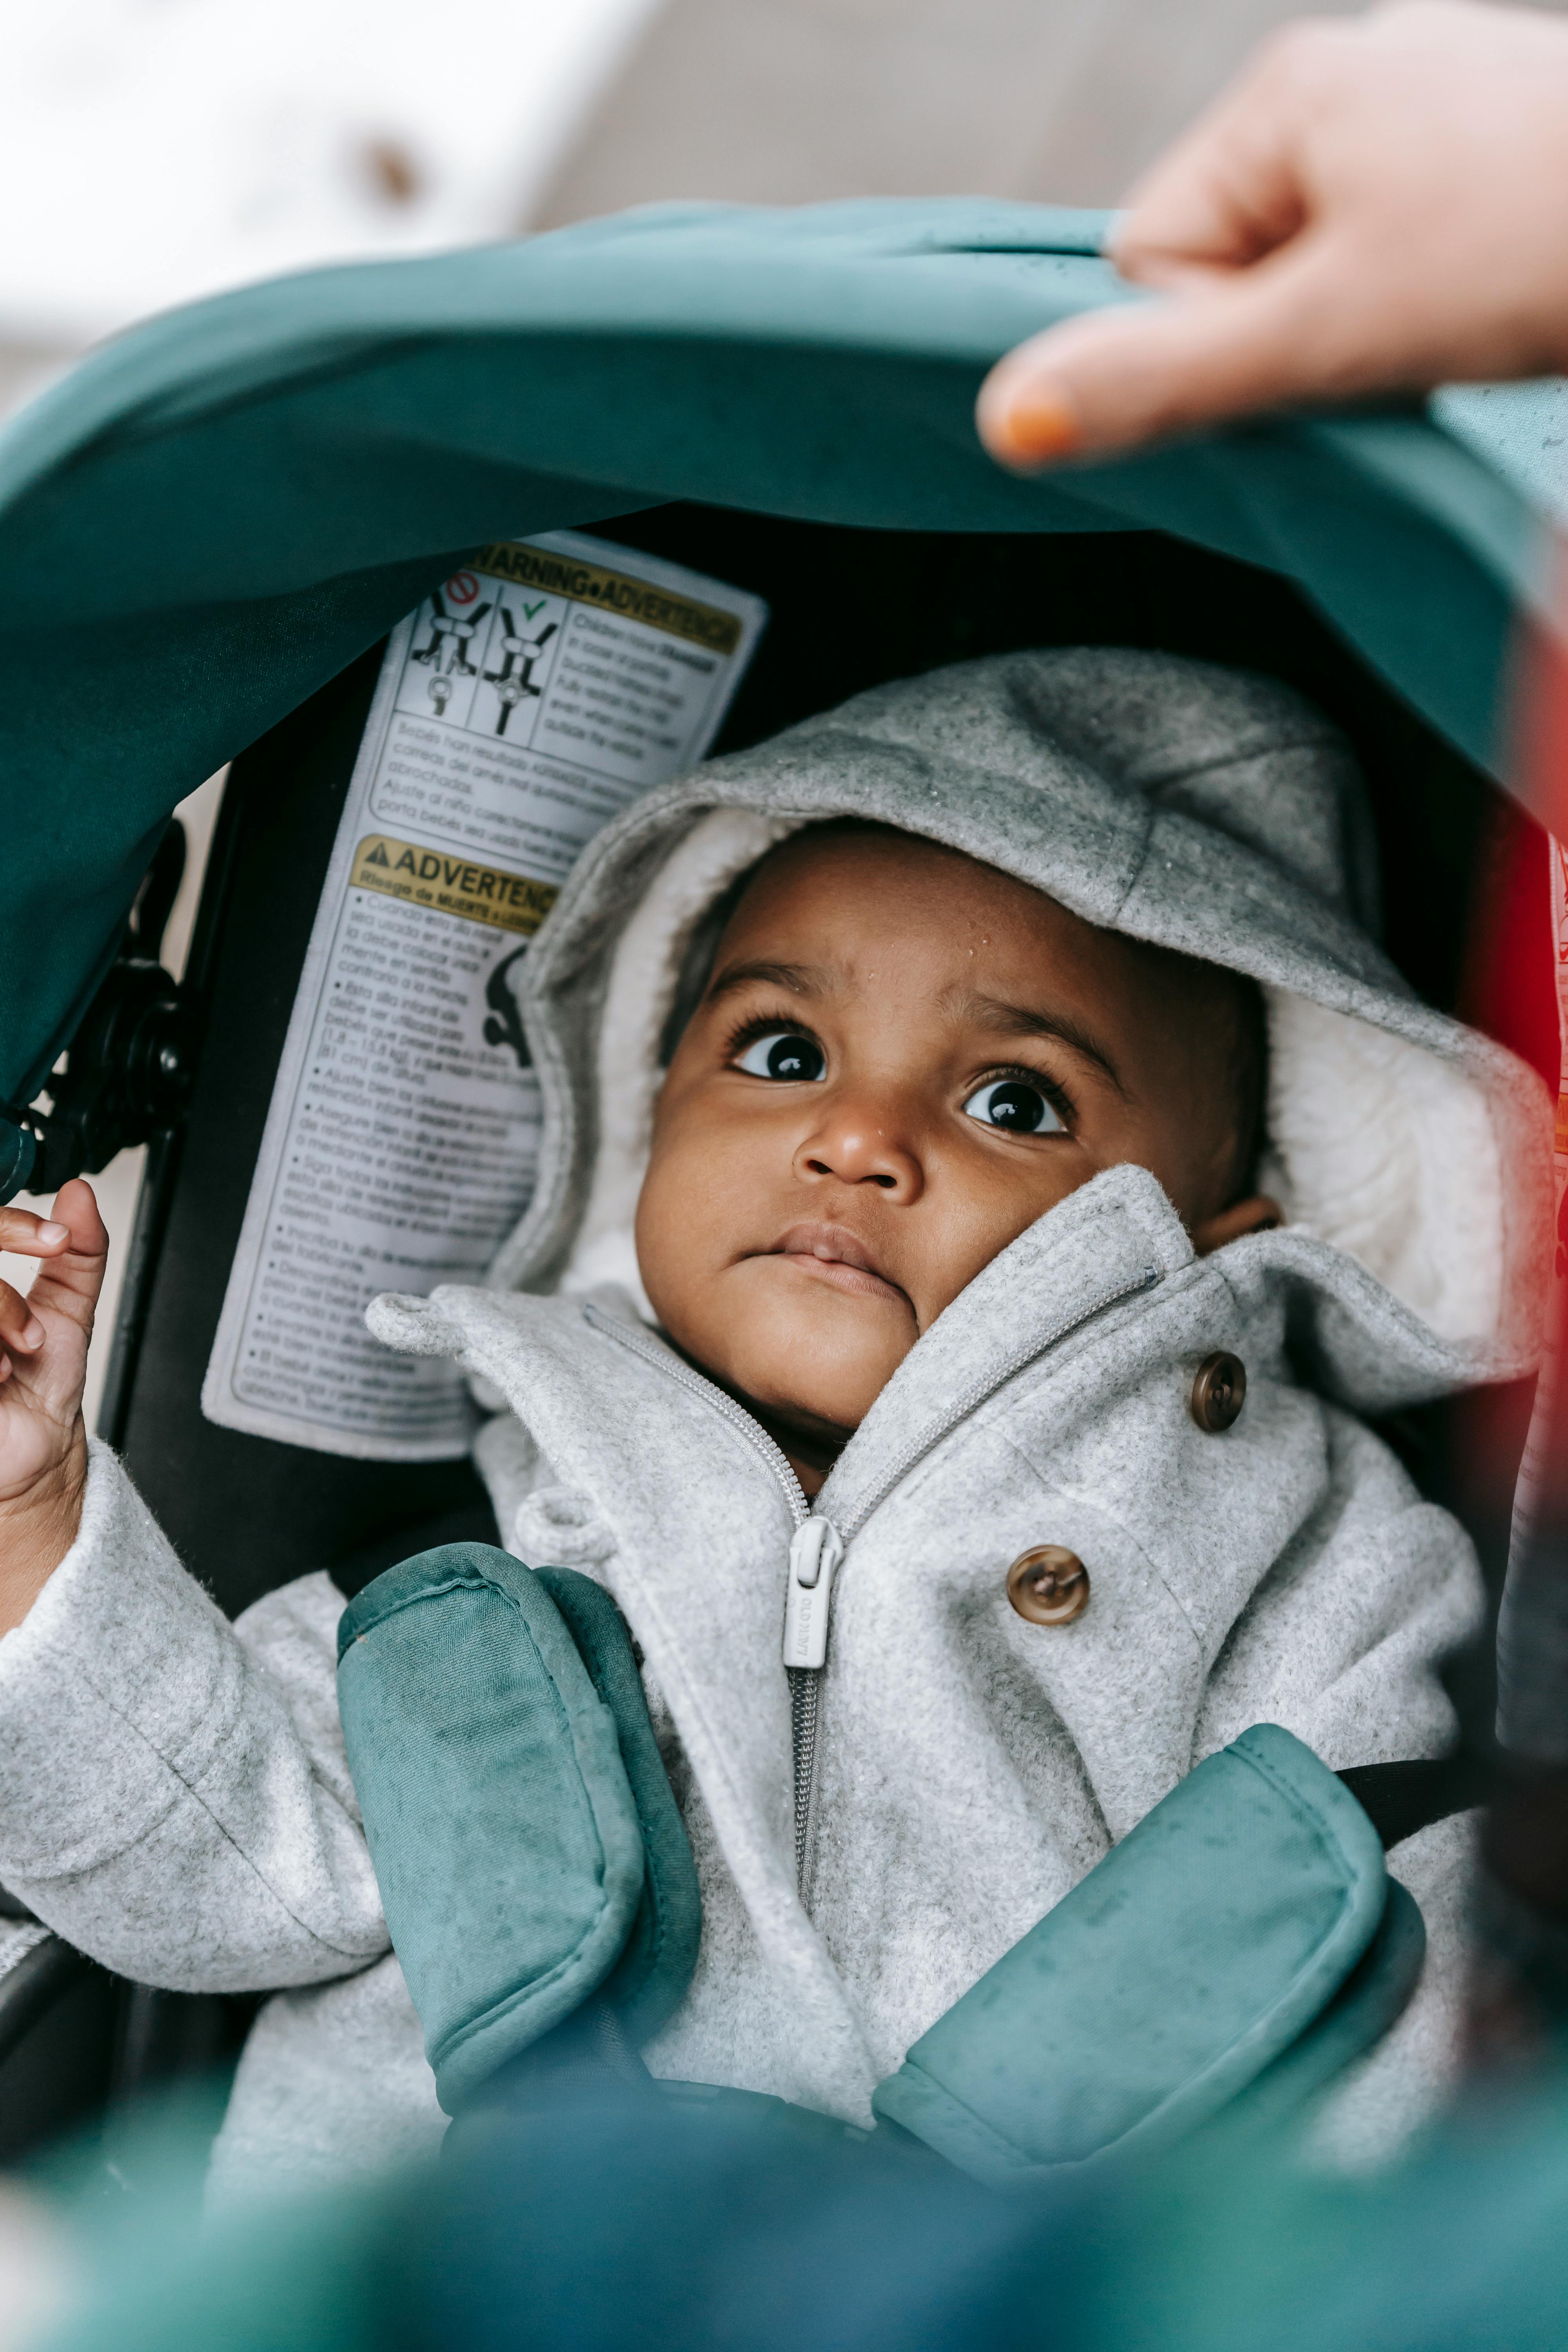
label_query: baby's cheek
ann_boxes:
[632,1156,689,1330]
[924,1149,1097,1315]
[635,1125,741,1338]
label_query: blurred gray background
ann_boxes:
[0,0,1387,416]
[534,0,1357,227]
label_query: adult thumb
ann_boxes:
[976,249,1347,467]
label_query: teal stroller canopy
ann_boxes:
[0,196,1556,1125]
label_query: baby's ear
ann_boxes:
[1191,1196,1282,1258]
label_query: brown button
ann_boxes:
[1191,1351,1247,1434]
[1006,1545,1089,1626]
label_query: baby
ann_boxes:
[0,648,1548,2198]
[634,815,1272,1494]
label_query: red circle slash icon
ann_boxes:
[446,571,481,606]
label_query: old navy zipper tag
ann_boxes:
[783,1516,844,1669]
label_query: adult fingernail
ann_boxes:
[38,1223,68,1245]
[998,382,1083,463]
[22,1321,43,1349]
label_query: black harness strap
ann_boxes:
[1337,1755,1496,1850]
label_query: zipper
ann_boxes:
[584,1259,1160,1899]
[821,1262,1161,1556]
[582,1301,823,1893]
[582,1300,813,1530]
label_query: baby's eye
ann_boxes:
[734,1029,826,1082]
[961,1078,1065,1134]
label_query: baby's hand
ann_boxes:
[0,1180,107,1632]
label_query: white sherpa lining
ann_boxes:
[559,813,1508,1351]
[1262,990,1504,1347]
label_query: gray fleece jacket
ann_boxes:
[0,650,1551,2203]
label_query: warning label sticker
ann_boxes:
[468,542,744,655]
[348,837,557,935]
[203,530,767,1460]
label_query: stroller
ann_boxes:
[0,197,1563,2176]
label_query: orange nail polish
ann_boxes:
[1003,385,1082,463]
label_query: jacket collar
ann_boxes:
[813,1164,1192,1541]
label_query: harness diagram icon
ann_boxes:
[484,609,559,735]
[411,583,494,690]
[396,572,569,739]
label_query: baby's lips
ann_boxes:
[769,1220,887,1278]
[778,1253,907,1305]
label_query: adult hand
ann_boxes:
[978,0,1568,469]
[0,1181,107,1633]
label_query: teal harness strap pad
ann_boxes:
[532,1566,701,2049]
[338,1543,695,2115]
[1242,1877,1426,2127]
[871,1724,1397,2185]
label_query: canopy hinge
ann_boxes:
[0,824,197,1204]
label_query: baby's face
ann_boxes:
[635,827,1273,1478]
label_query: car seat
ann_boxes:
[0,198,1562,2178]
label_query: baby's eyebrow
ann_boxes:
[704,958,833,1005]
[944,986,1127,1096]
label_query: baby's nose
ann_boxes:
[795,1108,922,1200]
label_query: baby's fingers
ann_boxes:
[0,1207,71,1261]
[0,1280,45,1381]
[11,1181,108,1328]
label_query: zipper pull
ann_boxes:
[783,1515,844,1670]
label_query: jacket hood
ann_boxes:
[487,646,1551,1406]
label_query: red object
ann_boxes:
[1453,535,1568,1518]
